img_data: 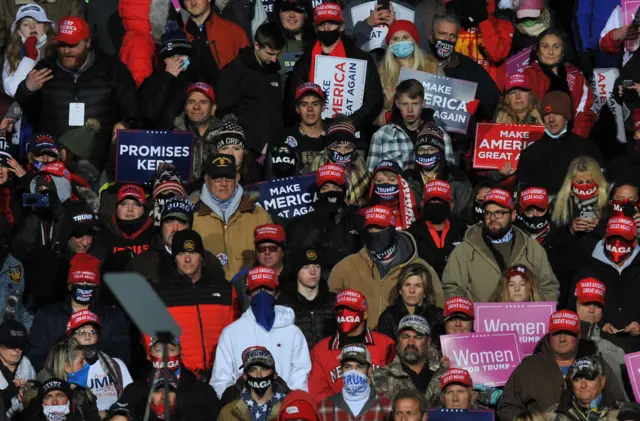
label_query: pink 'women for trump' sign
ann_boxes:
[474,302,556,357]
[441,333,522,387]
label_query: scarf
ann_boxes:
[309,40,347,83]
[367,176,417,230]
[200,183,244,223]
[489,228,514,244]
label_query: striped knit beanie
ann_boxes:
[326,118,356,147]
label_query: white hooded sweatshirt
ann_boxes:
[210,305,311,398]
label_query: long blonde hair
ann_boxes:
[6,22,56,74]
[41,338,94,403]
[552,156,609,226]
[494,94,544,125]
[489,264,543,302]
[378,42,440,113]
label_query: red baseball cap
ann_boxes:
[519,187,549,210]
[67,254,101,285]
[634,108,640,131]
[314,3,343,25]
[187,82,215,103]
[423,180,452,204]
[482,188,514,210]
[440,368,473,390]
[117,184,147,206]
[66,310,101,336]
[55,17,90,45]
[364,205,393,228]
[549,310,580,335]
[254,224,286,245]
[317,163,346,188]
[334,289,368,312]
[505,72,531,93]
[575,277,606,306]
[606,216,636,241]
[444,296,474,320]
[246,266,278,292]
[295,82,325,102]
[279,398,318,421]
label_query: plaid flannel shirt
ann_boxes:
[318,390,393,421]
[366,123,455,173]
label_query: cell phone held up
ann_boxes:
[622,202,639,219]
[623,79,635,89]
[22,193,49,208]
[377,0,390,11]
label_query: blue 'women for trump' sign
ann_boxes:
[115,130,194,184]
[245,173,318,219]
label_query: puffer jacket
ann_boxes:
[119,0,171,86]
[442,224,559,302]
[276,283,337,349]
[523,61,596,139]
[210,306,311,398]
[328,231,444,328]
[193,193,271,279]
[14,51,138,167]
[498,336,628,421]
[371,355,445,407]
[308,328,395,401]
[153,268,235,377]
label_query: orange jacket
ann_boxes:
[118,0,164,87]
[523,61,597,139]
[184,12,250,70]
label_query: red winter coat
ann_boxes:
[523,61,597,139]
[119,0,166,87]
[454,0,513,91]
[308,329,395,402]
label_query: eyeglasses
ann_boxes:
[74,330,97,338]
[484,210,510,220]
[257,245,279,253]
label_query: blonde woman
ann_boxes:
[489,265,543,303]
[2,4,56,97]
[376,20,440,126]
[552,156,609,232]
[494,73,544,125]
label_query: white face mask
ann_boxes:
[20,33,47,48]
[43,403,70,421]
[341,370,370,400]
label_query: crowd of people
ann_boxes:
[0,0,637,421]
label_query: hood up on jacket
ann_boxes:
[241,305,295,329]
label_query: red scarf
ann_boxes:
[309,40,347,82]
[426,220,450,249]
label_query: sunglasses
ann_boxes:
[257,245,280,253]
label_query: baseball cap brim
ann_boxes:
[516,10,541,19]
[240,358,275,370]
[162,212,190,224]
[444,313,473,322]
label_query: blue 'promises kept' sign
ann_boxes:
[245,173,318,219]
[116,130,194,184]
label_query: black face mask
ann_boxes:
[423,201,450,224]
[82,344,99,364]
[517,213,550,234]
[271,155,297,178]
[246,373,274,398]
[364,227,396,260]
[71,284,97,304]
[317,29,341,47]
[473,200,484,223]
[318,190,345,207]
[329,149,354,167]
[429,39,455,61]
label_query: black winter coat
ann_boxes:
[139,68,198,130]
[276,283,337,349]
[14,51,138,168]
[118,367,221,421]
[516,131,604,195]
[27,298,130,371]
[569,247,640,353]
[606,142,640,186]
[286,205,363,278]
[284,37,383,141]
[216,47,283,153]
[376,299,444,341]
[97,217,154,274]
[408,215,466,278]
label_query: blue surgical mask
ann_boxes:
[390,40,414,58]
[415,152,442,171]
[250,290,276,332]
[181,57,190,70]
[544,124,568,139]
[374,183,399,202]
[67,362,90,388]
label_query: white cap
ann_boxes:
[12,4,54,34]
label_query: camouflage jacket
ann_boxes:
[543,401,621,421]
[371,356,445,407]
